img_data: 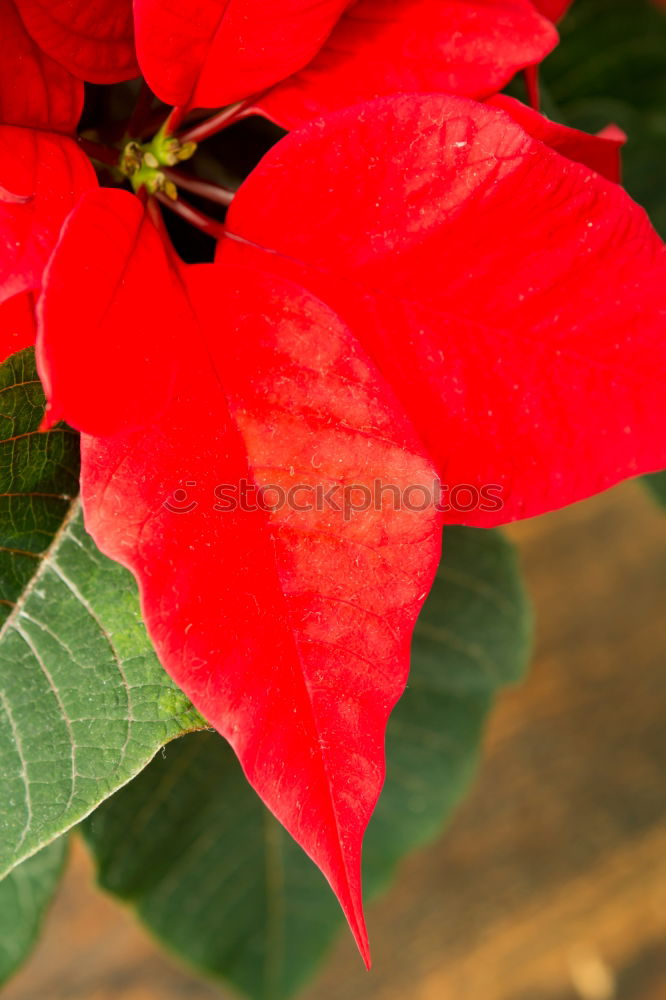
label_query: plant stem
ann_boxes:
[524,65,540,111]
[163,106,188,137]
[154,192,225,239]
[137,104,190,140]
[177,98,256,144]
[77,137,119,166]
[163,169,235,207]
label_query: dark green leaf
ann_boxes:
[0,350,205,879]
[0,836,67,985]
[365,525,531,889]
[0,350,79,624]
[83,526,531,1000]
[542,0,666,110]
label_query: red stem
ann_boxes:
[77,137,119,166]
[163,169,235,207]
[147,197,193,275]
[154,192,225,239]
[146,195,171,243]
[137,105,192,140]
[177,98,258,144]
[524,65,540,111]
[163,105,188,137]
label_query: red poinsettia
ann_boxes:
[134,0,558,112]
[12,0,138,84]
[255,0,557,129]
[0,0,81,131]
[487,95,626,182]
[0,0,125,361]
[0,126,96,363]
[35,94,666,958]
[0,0,562,377]
[2,0,665,964]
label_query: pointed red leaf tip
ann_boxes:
[134,0,351,108]
[530,0,572,19]
[219,94,666,527]
[36,189,189,435]
[0,126,96,306]
[488,94,626,183]
[13,0,138,83]
[0,0,83,131]
[258,0,558,129]
[62,261,442,963]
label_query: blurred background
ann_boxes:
[3,480,666,1000]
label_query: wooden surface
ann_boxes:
[3,480,666,1000]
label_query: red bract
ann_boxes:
[0,292,36,364]
[36,94,666,957]
[0,126,96,305]
[488,95,625,182]
[532,0,572,19]
[258,0,557,129]
[37,191,184,433]
[0,0,83,131]
[14,0,138,83]
[37,189,442,962]
[134,0,352,108]
[217,95,666,526]
[135,0,557,113]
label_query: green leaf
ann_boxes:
[543,0,666,111]
[0,837,67,985]
[83,526,531,1000]
[643,470,666,507]
[364,525,531,890]
[0,349,205,879]
[540,0,666,235]
[0,350,79,624]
